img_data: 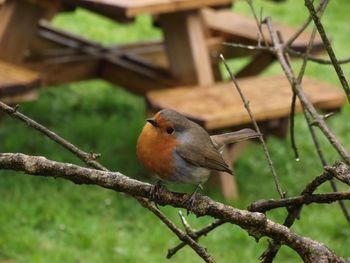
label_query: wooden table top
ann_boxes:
[147,76,346,130]
[0,61,40,97]
[66,0,232,19]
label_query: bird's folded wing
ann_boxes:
[176,144,232,174]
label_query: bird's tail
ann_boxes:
[211,128,261,149]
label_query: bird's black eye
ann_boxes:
[166,127,174,134]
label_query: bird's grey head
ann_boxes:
[146,109,193,137]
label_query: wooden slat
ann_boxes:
[100,56,179,94]
[0,61,41,97]
[202,8,324,52]
[63,0,232,21]
[146,76,346,130]
[24,55,100,85]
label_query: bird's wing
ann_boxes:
[176,143,232,174]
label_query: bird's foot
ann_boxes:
[183,184,203,215]
[149,180,164,207]
[183,193,197,215]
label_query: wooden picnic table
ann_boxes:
[64,0,232,86]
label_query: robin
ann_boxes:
[136,109,260,203]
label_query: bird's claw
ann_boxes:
[149,180,163,208]
[183,192,197,215]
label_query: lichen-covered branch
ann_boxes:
[0,153,347,263]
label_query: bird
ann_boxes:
[136,109,260,204]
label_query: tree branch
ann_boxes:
[0,152,347,263]
[264,17,350,165]
[249,192,350,213]
[0,101,211,261]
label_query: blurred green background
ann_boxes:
[1,0,350,262]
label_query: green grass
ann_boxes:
[1,1,350,262]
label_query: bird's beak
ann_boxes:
[146,118,159,128]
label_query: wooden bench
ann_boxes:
[203,8,324,52]
[201,8,324,78]
[146,75,346,199]
[0,61,41,104]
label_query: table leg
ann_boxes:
[159,11,214,86]
[209,141,249,200]
[236,52,276,78]
[0,0,46,64]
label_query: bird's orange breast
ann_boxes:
[137,123,178,180]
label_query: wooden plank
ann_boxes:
[202,8,324,52]
[1,90,38,105]
[100,57,179,95]
[63,0,232,20]
[24,55,100,85]
[147,76,346,130]
[0,61,41,96]
[159,10,214,85]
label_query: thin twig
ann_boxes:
[246,0,269,47]
[289,0,328,162]
[287,48,350,65]
[0,101,107,171]
[178,210,196,237]
[138,199,216,263]
[167,219,227,259]
[249,191,350,213]
[265,18,350,164]
[223,42,350,65]
[289,92,299,160]
[259,15,350,262]
[220,54,285,198]
[304,0,350,102]
[284,0,326,47]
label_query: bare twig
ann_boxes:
[287,48,350,65]
[289,92,299,160]
[259,15,350,262]
[178,210,196,237]
[249,191,350,213]
[289,0,328,162]
[284,0,327,47]
[0,101,107,171]
[264,18,350,164]
[223,42,350,66]
[304,0,350,102]
[246,0,269,47]
[138,199,215,263]
[167,219,227,259]
[220,54,285,198]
